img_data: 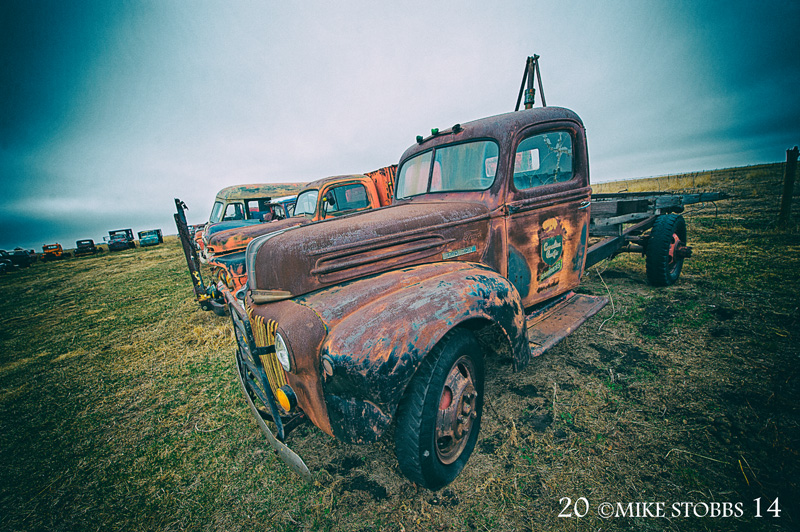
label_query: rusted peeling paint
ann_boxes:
[293,262,527,443]
[238,107,599,459]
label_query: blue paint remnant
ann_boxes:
[507,246,531,299]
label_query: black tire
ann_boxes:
[395,329,484,490]
[646,214,687,286]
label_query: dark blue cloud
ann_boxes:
[0,2,129,149]
[1,0,799,250]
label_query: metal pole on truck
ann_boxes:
[515,55,547,111]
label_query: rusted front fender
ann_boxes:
[300,262,527,444]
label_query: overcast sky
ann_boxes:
[1,0,798,250]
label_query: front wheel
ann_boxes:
[646,214,687,286]
[395,329,484,490]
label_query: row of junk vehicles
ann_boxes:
[8,57,729,491]
[0,228,164,274]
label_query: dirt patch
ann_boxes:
[341,474,389,501]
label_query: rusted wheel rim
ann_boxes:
[667,233,685,273]
[435,355,478,465]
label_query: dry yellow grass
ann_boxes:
[1,163,798,531]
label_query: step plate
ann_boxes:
[527,293,609,357]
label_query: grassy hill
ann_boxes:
[0,163,798,531]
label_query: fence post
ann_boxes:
[779,146,799,226]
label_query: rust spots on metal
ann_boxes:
[244,296,333,436]
[286,262,526,442]
[213,184,300,202]
[206,218,309,259]
[239,107,597,446]
[364,164,397,207]
[251,201,494,296]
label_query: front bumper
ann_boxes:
[225,289,311,480]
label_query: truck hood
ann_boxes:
[206,217,311,257]
[203,219,263,243]
[248,201,492,298]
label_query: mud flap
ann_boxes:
[234,350,312,481]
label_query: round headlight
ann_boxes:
[274,333,292,372]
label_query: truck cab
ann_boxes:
[74,239,100,256]
[230,107,607,489]
[138,229,163,247]
[194,185,300,256]
[293,169,395,221]
[41,243,68,261]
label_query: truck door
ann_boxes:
[505,124,591,308]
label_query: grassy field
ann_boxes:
[1,162,798,531]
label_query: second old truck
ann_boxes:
[206,168,396,293]
[174,167,397,315]
[228,66,719,489]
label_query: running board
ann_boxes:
[526,292,608,357]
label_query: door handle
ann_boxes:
[578,200,591,210]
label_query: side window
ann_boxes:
[337,184,368,210]
[222,203,244,221]
[322,184,370,215]
[513,131,573,190]
[245,200,259,219]
[246,199,280,220]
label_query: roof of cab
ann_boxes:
[301,174,368,191]
[399,106,583,165]
[213,184,282,202]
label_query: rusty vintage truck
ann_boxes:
[198,196,294,263]
[74,239,101,256]
[41,243,69,261]
[174,167,397,315]
[194,185,301,261]
[105,229,136,252]
[227,95,725,490]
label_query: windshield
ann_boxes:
[209,201,224,223]
[294,190,319,216]
[396,140,499,199]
